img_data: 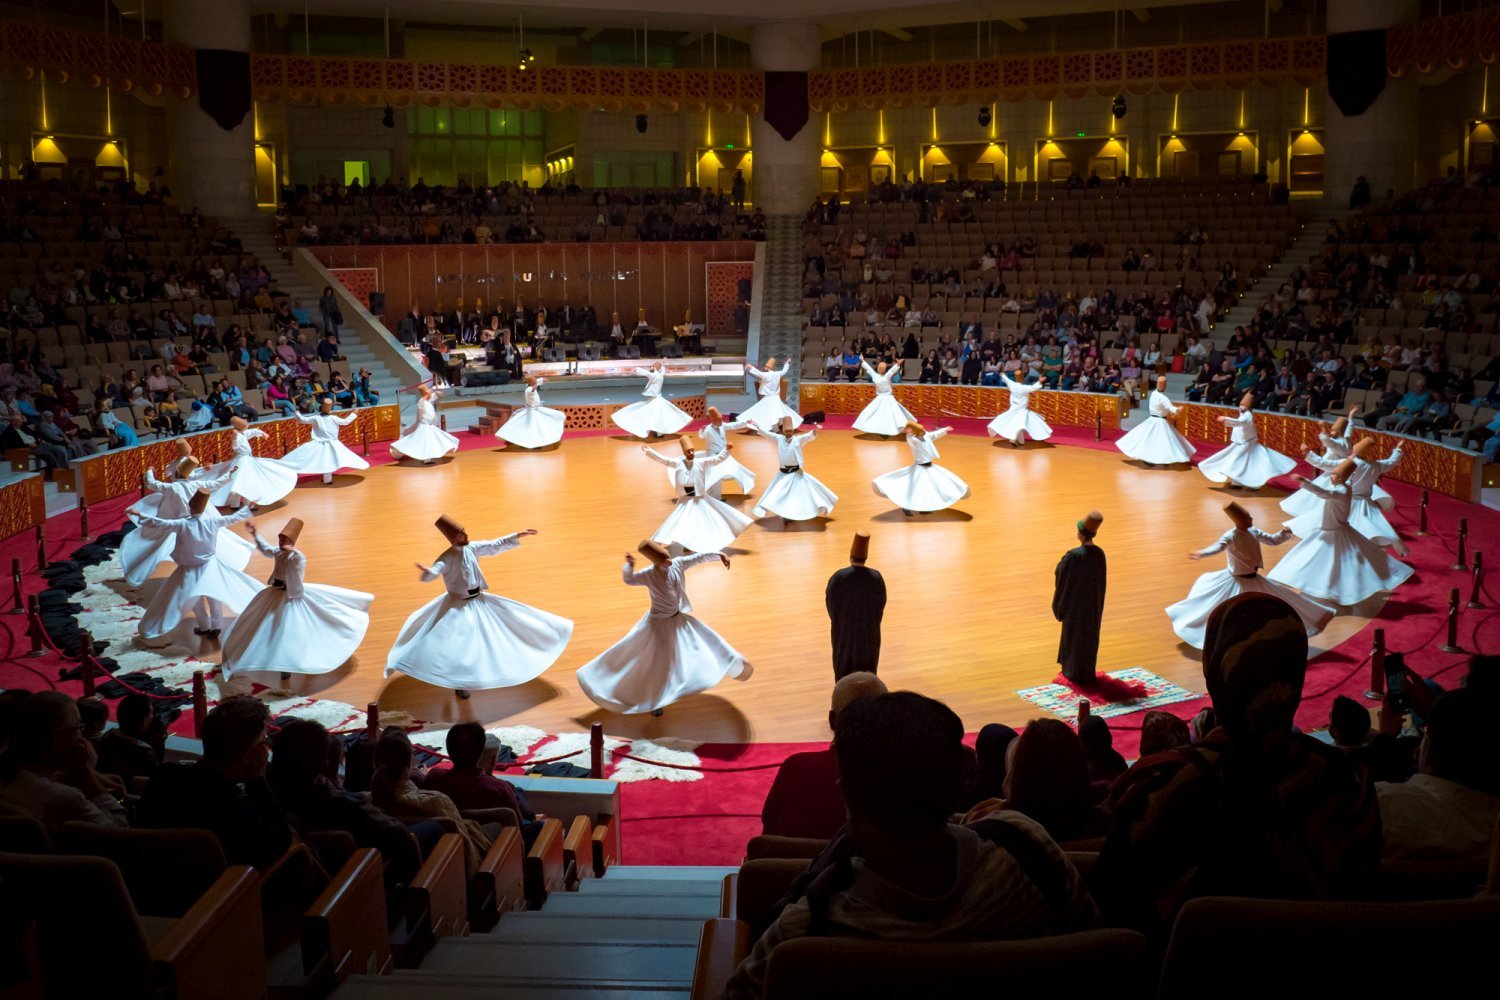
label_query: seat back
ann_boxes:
[54,821,228,918]
[763,929,1152,1000]
[0,812,50,854]
[736,858,813,939]
[745,835,829,861]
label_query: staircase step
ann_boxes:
[539,894,720,918]
[421,939,697,983]
[602,866,738,881]
[487,913,708,945]
[334,974,689,999]
[577,879,721,897]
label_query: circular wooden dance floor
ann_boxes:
[176,428,1379,744]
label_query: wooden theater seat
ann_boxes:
[744,834,828,861]
[300,848,391,993]
[468,825,525,932]
[52,821,229,919]
[523,817,566,909]
[394,832,468,967]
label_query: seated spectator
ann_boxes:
[1079,715,1128,785]
[1137,711,1190,757]
[724,692,1099,999]
[1376,688,1500,864]
[370,726,495,870]
[137,695,293,867]
[966,723,1018,809]
[972,718,1109,844]
[422,722,538,845]
[759,672,888,840]
[96,693,165,784]
[1094,594,1380,942]
[0,691,128,830]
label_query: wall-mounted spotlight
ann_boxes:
[636,113,648,134]
[518,48,535,71]
[1111,95,1127,120]
[381,106,395,128]
[977,106,992,128]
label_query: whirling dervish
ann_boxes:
[1266,460,1414,606]
[1115,375,1196,467]
[133,487,261,641]
[219,517,373,680]
[1280,406,1371,518]
[852,359,916,437]
[495,374,566,449]
[738,357,802,430]
[642,440,754,553]
[206,416,297,509]
[872,422,971,516]
[390,384,460,464]
[610,361,693,439]
[121,446,254,587]
[987,372,1054,446]
[575,541,750,716]
[386,516,574,699]
[1165,502,1334,649]
[748,416,838,523]
[1288,438,1406,554]
[1196,392,1296,489]
[282,398,370,484]
[692,407,755,497]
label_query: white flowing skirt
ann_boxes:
[852,393,915,436]
[137,558,264,639]
[385,591,574,690]
[738,394,803,431]
[390,422,460,462]
[576,611,751,714]
[219,583,374,678]
[704,455,756,496]
[1283,475,1393,516]
[987,408,1053,443]
[1288,496,1405,553]
[611,395,693,438]
[872,463,971,512]
[651,495,754,553]
[1265,527,1414,606]
[281,437,371,475]
[1116,416,1196,465]
[753,470,839,521]
[1166,569,1335,649]
[496,405,566,449]
[1197,441,1297,489]
[206,456,298,507]
[119,502,255,588]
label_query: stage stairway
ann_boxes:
[330,864,736,999]
[758,215,809,410]
[1209,203,1350,349]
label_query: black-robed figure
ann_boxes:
[1053,511,1107,684]
[825,532,886,679]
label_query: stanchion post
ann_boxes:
[25,595,46,658]
[8,558,22,615]
[1417,490,1432,537]
[440,413,448,432]
[1469,552,1486,610]
[361,421,370,457]
[1365,627,1386,701]
[78,503,90,542]
[191,671,207,735]
[79,630,96,697]
[589,722,604,780]
[1440,588,1465,654]
[1094,406,1102,442]
[365,702,380,741]
[1452,518,1469,571]
[35,524,47,570]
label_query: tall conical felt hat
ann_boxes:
[1329,415,1349,438]
[1078,510,1104,537]
[707,406,722,420]
[188,488,211,515]
[778,416,795,433]
[678,437,694,455]
[435,514,465,543]
[320,397,334,411]
[230,415,249,432]
[1224,502,1252,530]
[1240,391,1255,410]
[278,517,304,545]
[1156,375,1168,390]
[1330,458,1357,483]
[850,532,871,564]
[637,539,671,565]
[1351,437,1377,460]
[905,420,926,436]
[174,455,200,479]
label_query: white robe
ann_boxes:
[281,411,371,475]
[987,374,1054,444]
[852,362,916,436]
[1280,432,1358,517]
[1165,527,1335,648]
[390,397,460,462]
[1288,449,1405,553]
[119,469,255,587]
[575,553,751,714]
[219,537,373,678]
[645,448,754,553]
[1266,479,1414,606]
[611,368,692,438]
[692,419,756,496]
[1115,391,1196,465]
[1196,410,1296,489]
[385,534,574,690]
[750,428,839,521]
[496,380,566,449]
[205,429,298,508]
[738,362,802,429]
[133,507,262,639]
[872,428,971,513]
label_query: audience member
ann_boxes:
[0,691,128,830]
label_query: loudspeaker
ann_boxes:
[465,369,511,387]
[801,410,826,423]
[367,291,385,316]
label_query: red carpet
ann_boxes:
[3,416,1498,865]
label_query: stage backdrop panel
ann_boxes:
[800,384,1124,429]
[310,242,756,337]
[329,268,378,309]
[0,475,46,543]
[706,261,753,338]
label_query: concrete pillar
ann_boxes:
[163,0,255,215]
[1323,0,1418,205]
[749,22,821,215]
